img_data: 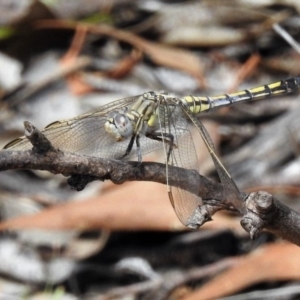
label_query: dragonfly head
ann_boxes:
[105,112,133,141]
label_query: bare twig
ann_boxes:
[273,23,300,55]
[1,122,300,244]
[241,191,300,245]
[23,121,55,153]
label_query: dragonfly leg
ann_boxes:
[136,134,142,163]
[120,134,136,159]
[120,134,142,163]
[146,132,176,163]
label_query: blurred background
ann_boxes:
[1,0,300,299]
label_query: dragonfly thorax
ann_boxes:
[104,92,175,142]
[104,111,133,141]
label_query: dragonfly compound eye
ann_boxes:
[105,112,132,140]
[104,118,122,141]
[114,114,133,138]
[104,114,132,140]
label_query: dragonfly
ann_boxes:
[3,77,300,229]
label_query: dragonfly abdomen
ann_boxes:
[182,76,300,114]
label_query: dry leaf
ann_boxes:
[0,181,185,231]
[183,242,300,300]
[35,21,205,86]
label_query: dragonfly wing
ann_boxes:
[181,103,245,214]
[3,94,166,160]
[159,105,202,226]
[4,115,130,158]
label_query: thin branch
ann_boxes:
[241,191,300,245]
[0,147,223,200]
[1,122,300,245]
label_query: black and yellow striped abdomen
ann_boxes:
[182,77,300,114]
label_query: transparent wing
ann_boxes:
[195,116,245,213]
[179,101,245,214]
[158,104,202,226]
[3,94,163,159]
